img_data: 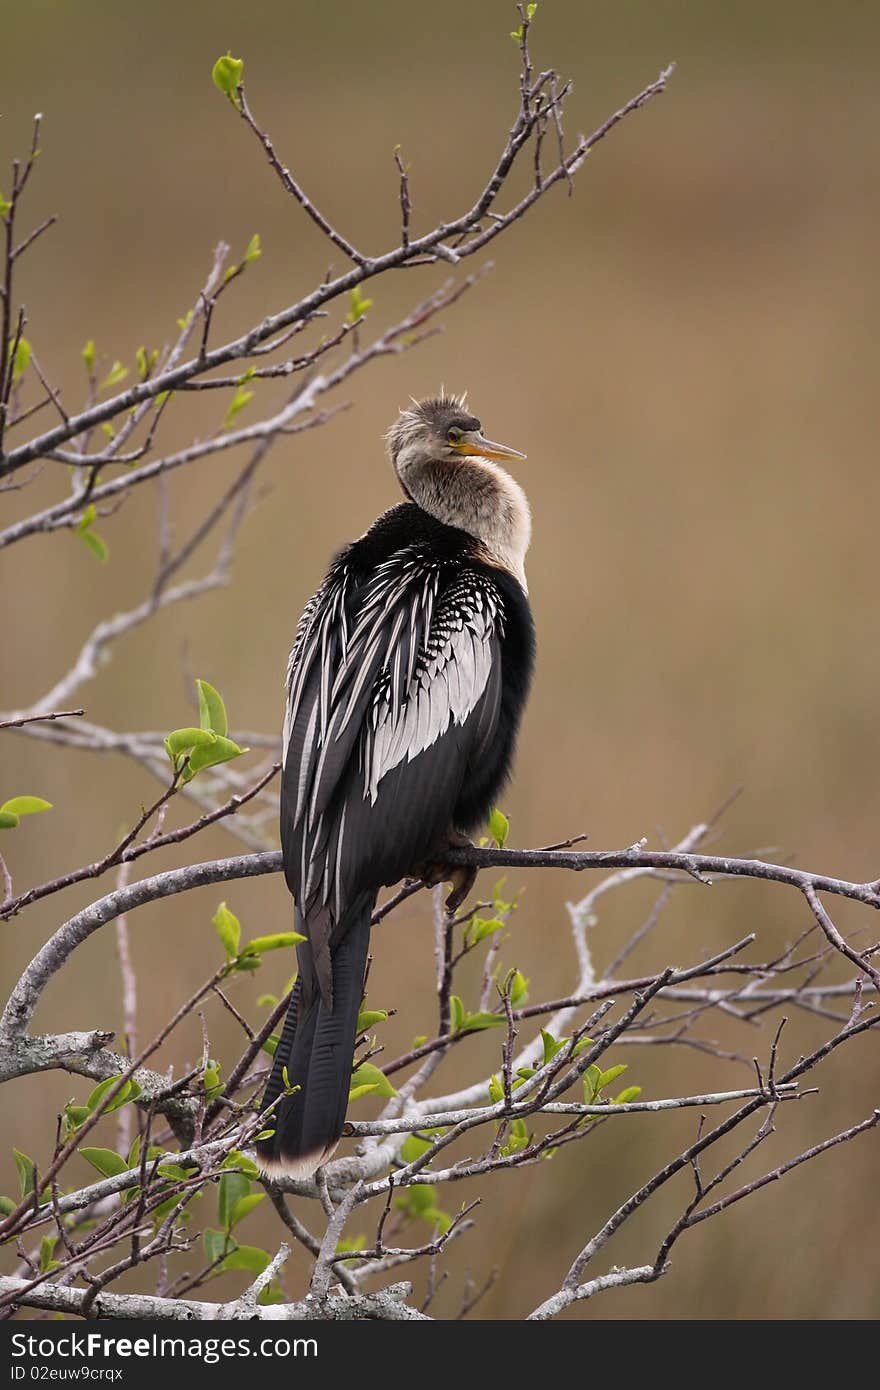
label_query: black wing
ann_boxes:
[280,544,504,1001]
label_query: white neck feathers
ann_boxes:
[395,448,531,593]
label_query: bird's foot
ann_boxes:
[416,832,477,915]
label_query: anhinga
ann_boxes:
[256,392,535,1179]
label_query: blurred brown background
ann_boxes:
[2,0,878,1319]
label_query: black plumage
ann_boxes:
[256,398,534,1179]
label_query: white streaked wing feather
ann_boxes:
[284,547,503,908]
[367,583,499,801]
[333,798,347,918]
[294,693,320,823]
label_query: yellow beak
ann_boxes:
[453,430,527,462]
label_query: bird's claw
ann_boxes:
[416,833,477,914]
[443,863,477,914]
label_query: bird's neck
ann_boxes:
[399,455,532,593]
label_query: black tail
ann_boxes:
[255,895,373,1179]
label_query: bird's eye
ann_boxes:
[446,426,463,442]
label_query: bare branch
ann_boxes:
[236,87,366,265]
[0,1273,428,1321]
[5,837,877,1044]
[1,66,673,475]
[0,708,84,731]
[803,882,880,989]
[686,1110,880,1227]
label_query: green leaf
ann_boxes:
[85,1074,142,1115]
[10,337,31,380]
[74,499,109,562]
[203,1227,232,1264]
[79,1148,129,1179]
[488,1074,504,1104]
[244,233,261,264]
[598,1064,628,1090]
[347,287,373,324]
[212,53,244,100]
[458,1010,505,1035]
[583,1065,602,1104]
[0,1195,16,1216]
[0,811,19,829]
[81,339,96,374]
[0,796,51,818]
[500,1117,530,1158]
[158,1162,196,1184]
[165,727,216,760]
[221,1151,261,1178]
[258,1279,285,1305]
[196,679,228,737]
[243,931,306,954]
[395,1185,453,1234]
[356,1008,388,1033]
[449,995,465,1034]
[40,1235,58,1273]
[100,360,128,390]
[0,194,11,218]
[400,1133,432,1164]
[541,1029,566,1066]
[224,384,254,429]
[336,1234,367,1258]
[510,5,537,40]
[13,1149,35,1199]
[230,1192,265,1226]
[221,1244,270,1273]
[261,1034,279,1057]
[63,1105,91,1136]
[230,953,261,973]
[348,1083,380,1101]
[218,1171,249,1231]
[212,902,241,959]
[614,1085,642,1105]
[133,345,157,381]
[348,1062,396,1099]
[468,915,505,945]
[156,1163,193,1182]
[405,1183,436,1215]
[187,733,245,775]
[79,528,109,564]
[488,807,509,848]
[509,969,529,1006]
[493,878,513,913]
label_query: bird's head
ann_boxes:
[386,392,526,479]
